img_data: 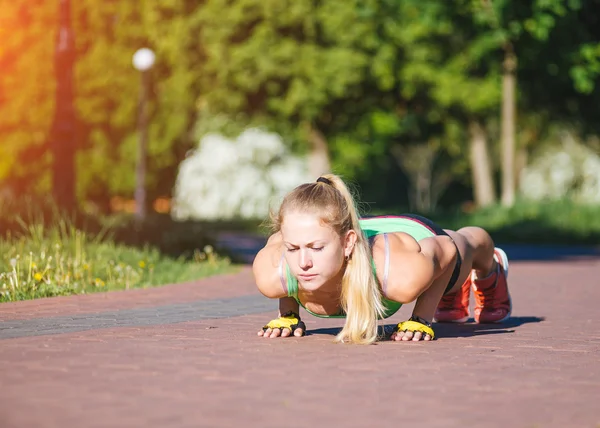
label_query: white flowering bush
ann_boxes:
[171,128,311,220]
[520,135,600,204]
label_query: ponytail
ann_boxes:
[324,175,385,344]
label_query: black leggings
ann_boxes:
[397,214,463,294]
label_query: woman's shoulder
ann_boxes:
[370,232,422,281]
[370,231,421,257]
[370,232,440,303]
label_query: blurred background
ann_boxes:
[1,0,600,301]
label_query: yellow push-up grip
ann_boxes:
[263,311,306,336]
[395,319,435,339]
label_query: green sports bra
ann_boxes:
[280,216,436,319]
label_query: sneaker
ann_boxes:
[472,247,512,323]
[433,275,471,323]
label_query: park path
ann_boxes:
[1,242,599,428]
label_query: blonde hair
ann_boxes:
[270,174,385,344]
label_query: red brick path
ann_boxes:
[0,267,255,322]
[1,255,599,428]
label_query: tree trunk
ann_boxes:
[430,168,453,213]
[501,47,517,207]
[391,141,450,214]
[306,123,331,178]
[49,0,77,212]
[515,145,528,194]
[469,120,496,207]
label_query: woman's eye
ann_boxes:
[286,248,298,252]
[312,247,324,252]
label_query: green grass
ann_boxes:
[0,219,235,303]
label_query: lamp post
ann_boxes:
[132,48,155,223]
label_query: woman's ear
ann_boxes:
[344,229,358,259]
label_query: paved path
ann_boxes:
[1,247,600,428]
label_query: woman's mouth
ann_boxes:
[298,273,317,281]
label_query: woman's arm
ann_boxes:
[409,236,458,321]
[375,233,457,305]
[253,234,307,338]
[252,232,288,299]
[252,241,306,338]
[375,233,457,341]
[258,296,304,338]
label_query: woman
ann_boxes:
[252,174,511,344]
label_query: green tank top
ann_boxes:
[284,216,437,319]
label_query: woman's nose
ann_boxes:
[299,249,312,269]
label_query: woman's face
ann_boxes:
[281,210,355,291]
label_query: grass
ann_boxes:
[0,218,235,303]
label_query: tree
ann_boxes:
[517,0,600,137]
[192,0,393,176]
[49,0,77,212]
[192,0,500,208]
[472,0,585,206]
[369,0,588,209]
[357,0,502,207]
[0,0,56,196]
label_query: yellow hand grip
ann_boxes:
[264,315,300,330]
[263,311,306,336]
[396,320,435,339]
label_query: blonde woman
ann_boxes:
[252,174,511,344]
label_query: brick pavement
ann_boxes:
[0,267,257,322]
[1,247,599,428]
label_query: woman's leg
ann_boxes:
[447,226,511,324]
[394,224,510,340]
[454,227,497,278]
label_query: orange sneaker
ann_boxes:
[433,275,471,323]
[472,248,512,323]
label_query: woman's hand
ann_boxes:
[390,329,433,341]
[258,311,306,338]
[258,326,305,338]
[390,316,435,342]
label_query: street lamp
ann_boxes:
[132,48,155,222]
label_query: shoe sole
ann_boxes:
[472,247,512,324]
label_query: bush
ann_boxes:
[171,128,310,221]
[519,133,600,204]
